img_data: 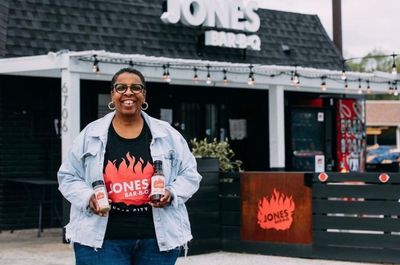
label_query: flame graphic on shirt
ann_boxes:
[104,152,154,205]
[257,188,295,231]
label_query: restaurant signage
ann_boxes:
[161,0,261,50]
[257,188,295,231]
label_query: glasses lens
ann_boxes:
[131,84,143,93]
[114,84,127,93]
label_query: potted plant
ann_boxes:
[190,138,243,173]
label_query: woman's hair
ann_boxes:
[110,68,146,90]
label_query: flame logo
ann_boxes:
[257,188,295,231]
[103,152,154,205]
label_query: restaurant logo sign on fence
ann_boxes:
[257,188,295,231]
[161,0,261,50]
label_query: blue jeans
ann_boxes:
[74,239,180,265]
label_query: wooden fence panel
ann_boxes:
[312,172,400,263]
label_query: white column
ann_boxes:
[397,126,400,151]
[61,70,80,162]
[269,86,285,169]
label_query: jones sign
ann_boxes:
[161,0,261,51]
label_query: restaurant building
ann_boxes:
[0,0,393,230]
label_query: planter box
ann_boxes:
[196,157,219,172]
[186,157,220,255]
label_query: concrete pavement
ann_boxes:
[0,229,382,265]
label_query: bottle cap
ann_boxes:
[154,160,162,170]
[92,180,105,188]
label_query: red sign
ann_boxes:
[336,99,366,172]
[257,189,295,231]
[241,172,312,244]
[318,172,329,182]
[379,173,390,183]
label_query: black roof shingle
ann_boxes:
[0,0,344,69]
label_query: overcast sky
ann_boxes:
[252,0,399,59]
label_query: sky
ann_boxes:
[251,0,400,59]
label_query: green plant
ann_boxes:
[190,138,243,172]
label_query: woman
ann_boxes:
[58,67,202,265]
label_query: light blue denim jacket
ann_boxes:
[57,111,202,251]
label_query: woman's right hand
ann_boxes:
[88,194,108,217]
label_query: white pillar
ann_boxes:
[61,70,80,162]
[397,126,400,150]
[269,86,285,169]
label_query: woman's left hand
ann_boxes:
[149,189,173,208]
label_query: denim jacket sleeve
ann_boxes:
[165,134,202,208]
[57,131,94,212]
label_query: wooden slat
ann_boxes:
[313,231,400,248]
[220,181,240,196]
[313,245,400,263]
[313,215,400,231]
[197,172,219,186]
[219,196,240,211]
[220,211,240,226]
[313,199,400,215]
[313,183,400,199]
[221,225,240,241]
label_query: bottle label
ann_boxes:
[94,186,110,212]
[150,175,165,196]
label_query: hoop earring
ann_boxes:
[141,101,149,111]
[108,101,115,110]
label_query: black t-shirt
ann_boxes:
[103,120,156,239]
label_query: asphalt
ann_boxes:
[0,228,383,265]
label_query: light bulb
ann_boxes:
[206,74,212,85]
[320,81,326,91]
[293,74,299,85]
[392,64,397,75]
[341,70,346,80]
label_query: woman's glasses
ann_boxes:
[113,83,144,94]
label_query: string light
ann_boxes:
[388,81,394,95]
[292,66,300,86]
[392,53,397,75]
[320,76,327,91]
[247,65,255,85]
[341,60,347,80]
[206,65,212,85]
[193,67,199,83]
[87,55,397,93]
[358,78,362,94]
[162,64,171,82]
[92,55,100,73]
[344,52,399,76]
[165,63,171,82]
[162,64,167,80]
[223,69,228,85]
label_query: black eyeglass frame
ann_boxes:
[113,83,145,94]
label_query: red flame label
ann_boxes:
[257,188,295,231]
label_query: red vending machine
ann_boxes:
[336,99,366,172]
